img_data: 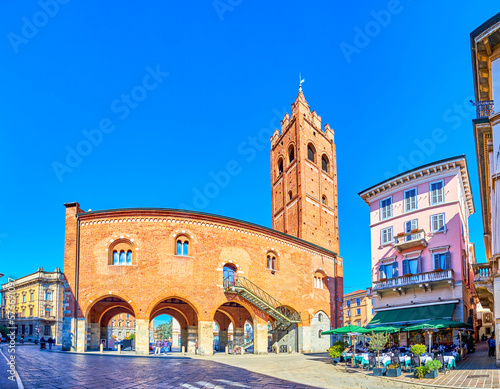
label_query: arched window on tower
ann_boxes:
[288,191,293,201]
[109,239,135,266]
[322,155,329,173]
[318,313,323,322]
[288,145,295,164]
[113,251,119,265]
[307,144,316,163]
[126,250,132,265]
[319,329,323,338]
[223,263,237,285]
[322,195,327,205]
[278,158,284,177]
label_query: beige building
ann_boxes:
[0,268,65,344]
[343,289,373,327]
[470,12,500,366]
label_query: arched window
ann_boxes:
[109,239,134,266]
[314,275,324,289]
[223,264,237,284]
[288,145,295,164]
[322,155,329,173]
[176,237,190,256]
[288,191,293,201]
[119,251,126,265]
[307,144,316,163]
[318,313,323,322]
[319,329,323,338]
[322,195,327,205]
[266,253,276,270]
[278,158,284,176]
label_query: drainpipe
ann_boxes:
[334,255,338,328]
[74,214,81,350]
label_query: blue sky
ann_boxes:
[0,1,497,295]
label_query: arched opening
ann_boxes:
[175,235,190,256]
[307,144,316,163]
[277,157,284,177]
[266,252,277,271]
[149,297,198,354]
[86,296,137,352]
[268,305,300,353]
[213,301,253,354]
[322,195,327,205]
[311,310,330,352]
[321,155,329,173]
[288,145,295,164]
[108,239,135,266]
[288,190,293,201]
[223,263,237,285]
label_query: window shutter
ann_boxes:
[392,261,399,278]
[417,256,422,273]
[434,254,440,270]
[445,252,451,270]
[379,265,384,279]
[402,259,409,275]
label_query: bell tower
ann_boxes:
[270,88,339,252]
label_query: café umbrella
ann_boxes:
[322,325,372,361]
[405,319,471,351]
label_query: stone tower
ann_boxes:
[270,88,339,252]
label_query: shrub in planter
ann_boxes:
[368,332,388,376]
[423,360,442,379]
[328,341,345,364]
[410,344,427,366]
[386,364,401,377]
[415,366,428,379]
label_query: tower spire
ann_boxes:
[299,74,305,92]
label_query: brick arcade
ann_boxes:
[62,90,343,355]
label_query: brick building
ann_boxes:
[62,89,343,355]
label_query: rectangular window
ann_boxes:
[347,311,351,317]
[380,197,392,220]
[356,298,361,306]
[347,301,351,308]
[30,292,34,301]
[46,291,52,301]
[22,295,26,303]
[431,213,446,232]
[371,308,374,315]
[29,307,33,316]
[381,227,393,245]
[29,324,33,335]
[404,188,417,212]
[22,325,25,334]
[405,219,418,241]
[430,181,444,205]
[433,252,451,270]
[379,263,394,279]
[357,320,361,326]
[407,258,419,274]
[356,309,361,315]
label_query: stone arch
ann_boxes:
[145,293,202,321]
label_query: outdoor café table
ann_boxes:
[354,355,369,366]
[443,356,456,369]
[375,356,392,366]
[343,352,353,361]
[420,356,432,365]
[398,355,411,368]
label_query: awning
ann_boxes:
[367,303,455,327]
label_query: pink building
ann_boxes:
[359,156,476,346]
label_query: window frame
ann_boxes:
[321,154,329,173]
[307,144,316,163]
[430,213,446,233]
[380,196,393,220]
[430,180,445,205]
[381,226,393,246]
[404,187,418,212]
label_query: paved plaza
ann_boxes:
[1,343,498,389]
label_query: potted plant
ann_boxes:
[415,366,428,379]
[368,332,389,376]
[423,359,442,379]
[328,341,345,364]
[386,363,401,377]
[410,344,427,378]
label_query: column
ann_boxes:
[198,321,214,356]
[62,317,74,351]
[253,323,268,355]
[172,331,180,349]
[135,319,150,355]
[187,326,198,354]
[219,330,229,351]
[89,323,100,350]
[75,318,86,352]
[181,328,188,351]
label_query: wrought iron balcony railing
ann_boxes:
[373,269,454,291]
[475,100,494,118]
[223,276,301,332]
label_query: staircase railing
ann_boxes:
[227,334,253,353]
[223,276,301,326]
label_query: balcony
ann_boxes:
[475,100,494,119]
[373,269,454,292]
[473,262,494,310]
[393,229,428,253]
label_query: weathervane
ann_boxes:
[299,73,305,91]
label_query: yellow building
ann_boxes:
[343,289,373,327]
[0,267,65,344]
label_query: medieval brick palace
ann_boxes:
[62,89,343,355]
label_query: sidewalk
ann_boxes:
[358,341,499,389]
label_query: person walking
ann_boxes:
[195,338,198,355]
[40,337,46,350]
[47,337,54,350]
[154,339,162,355]
[162,339,168,355]
[488,336,496,357]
